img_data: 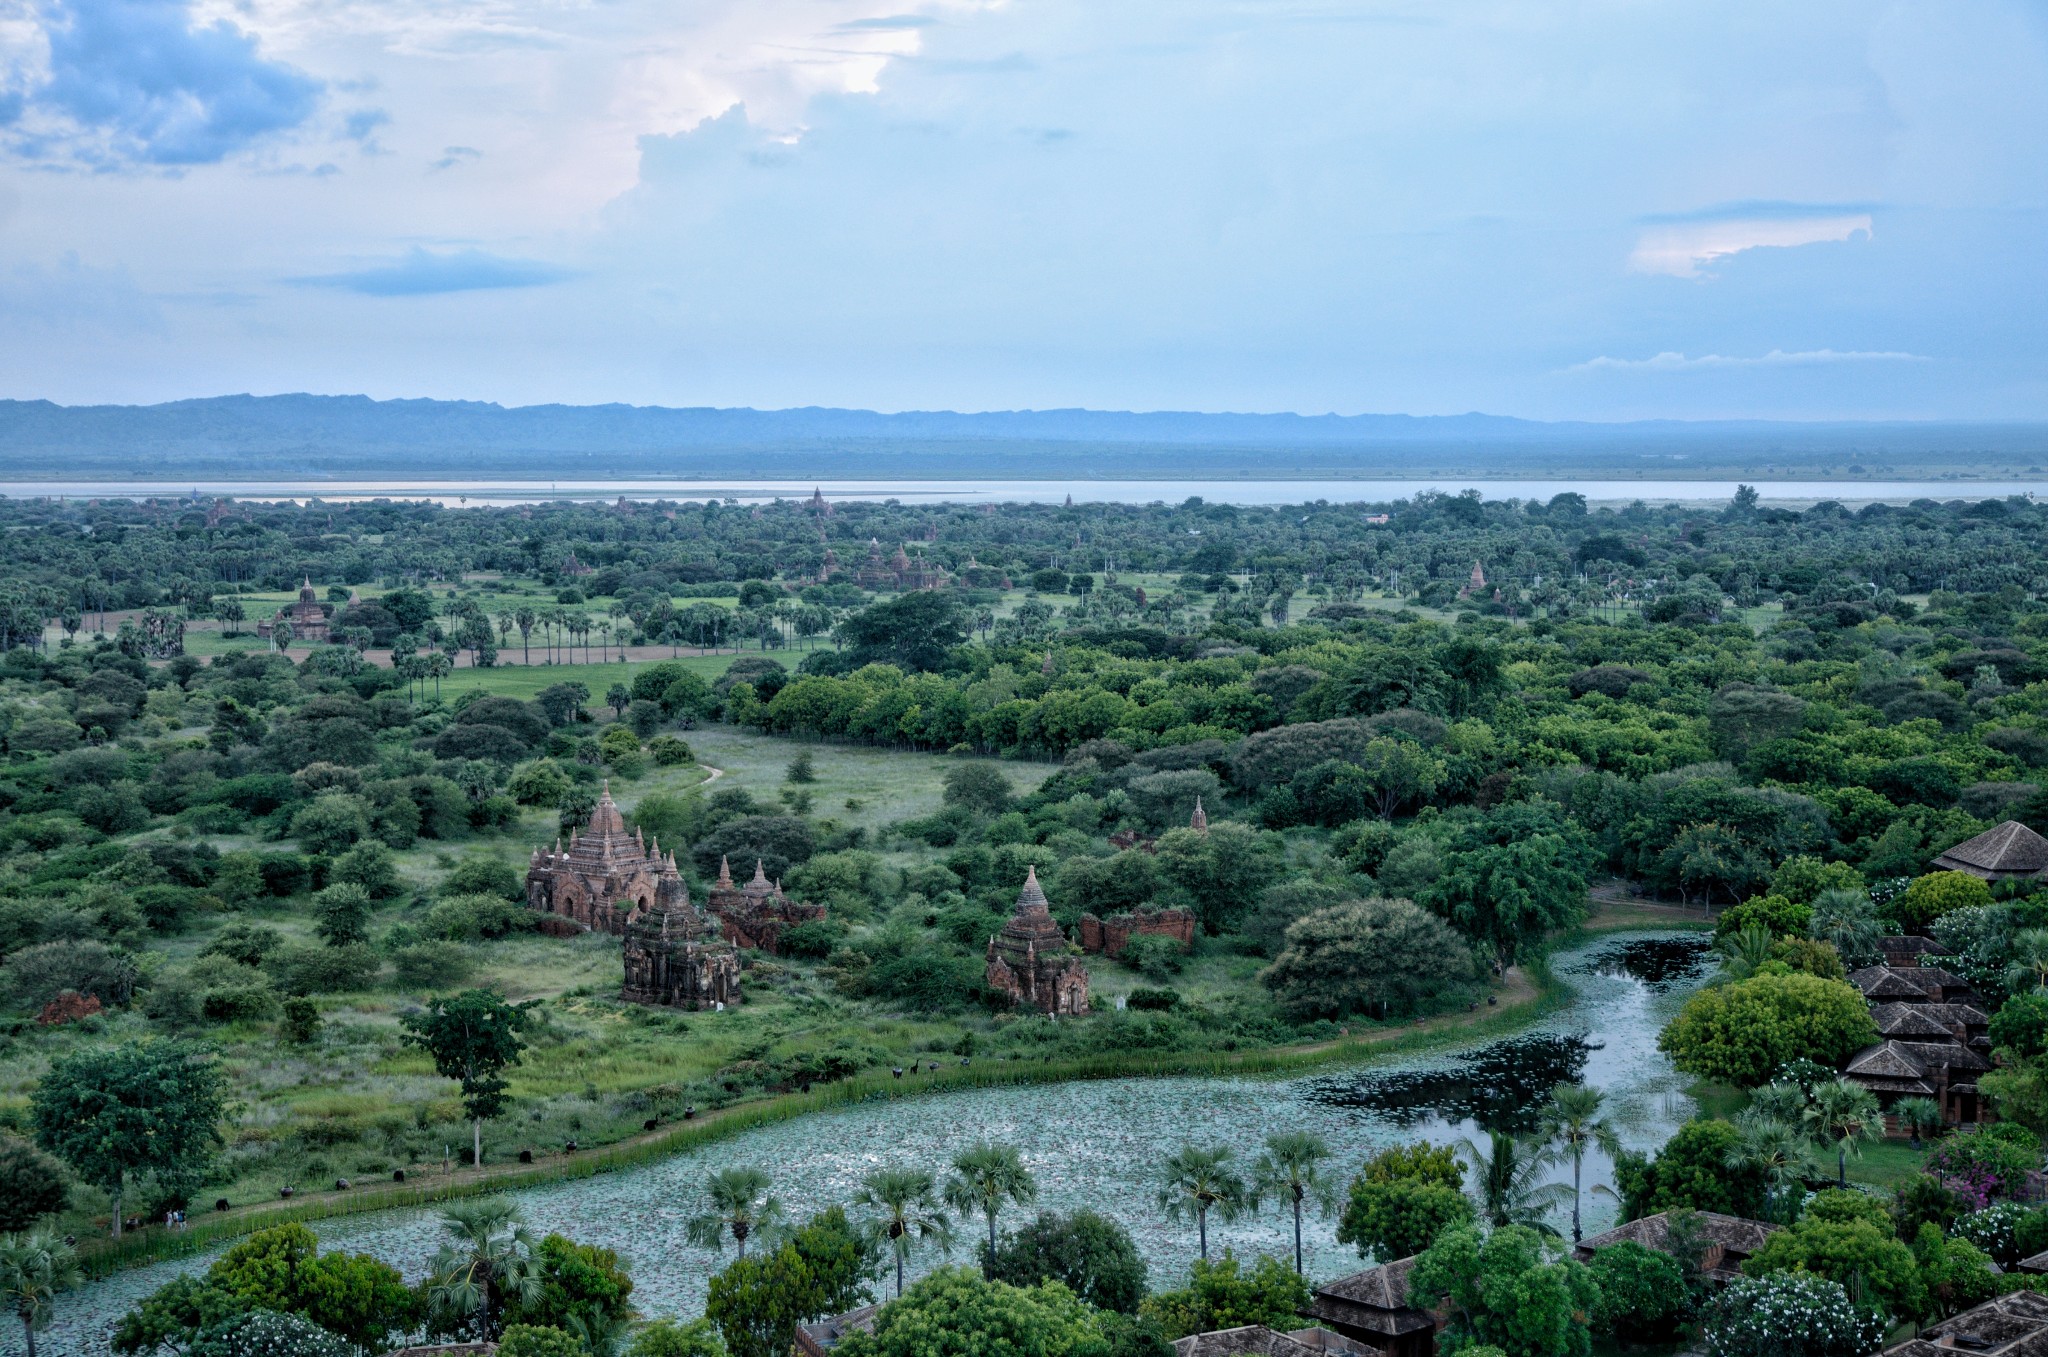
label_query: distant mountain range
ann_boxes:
[1,394,2044,479]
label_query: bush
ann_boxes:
[1588,1240,1690,1342]
[1893,871,1996,931]
[264,943,381,995]
[1261,897,1475,1020]
[498,1326,587,1357]
[290,795,374,854]
[186,1310,356,1357]
[1715,893,1812,939]
[3,938,140,1010]
[1118,933,1184,980]
[391,941,474,990]
[1658,973,1877,1087]
[943,763,1014,814]
[508,759,574,807]
[1126,987,1179,1011]
[440,855,525,901]
[1702,1274,1886,1357]
[649,735,694,766]
[0,1133,68,1229]
[1138,1251,1310,1340]
[426,893,531,941]
[777,919,841,959]
[987,1209,1149,1312]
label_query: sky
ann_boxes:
[0,0,2044,420]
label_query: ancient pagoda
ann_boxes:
[985,866,1089,1016]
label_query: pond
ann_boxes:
[41,931,1709,1354]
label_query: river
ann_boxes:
[39,932,1708,1355]
[2,478,2041,507]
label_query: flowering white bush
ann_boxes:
[1956,1201,2032,1267]
[186,1309,359,1357]
[1703,1274,1888,1357]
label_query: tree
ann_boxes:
[685,1167,785,1259]
[31,1040,228,1237]
[986,1210,1148,1313]
[499,1324,587,1357]
[784,1206,882,1318]
[1251,1132,1339,1274]
[837,1266,1109,1357]
[854,1165,955,1299]
[312,883,371,947]
[399,989,536,1167]
[607,683,632,718]
[942,1142,1038,1276]
[1803,1079,1882,1187]
[1352,737,1447,818]
[1585,1240,1688,1344]
[0,1137,66,1233]
[1154,823,1280,935]
[1912,1222,1999,1322]
[508,1232,636,1336]
[1744,1212,1925,1320]
[1657,973,1877,1087]
[1703,1274,1886,1357]
[151,1221,418,1351]
[1726,1115,1816,1224]
[1610,1119,1767,1220]
[942,763,1013,814]
[0,1230,80,1357]
[1261,897,1475,1020]
[838,593,967,671]
[1336,1143,1472,1263]
[1407,1223,1601,1357]
[1462,1132,1571,1233]
[706,1245,813,1357]
[1424,836,1590,967]
[1539,1084,1620,1243]
[1893,871,1995,932]
[1138,1251,1311,1341]
[424,1198,541,1341]
[1156,1144,1252,1261]
[627,1317,727,1357]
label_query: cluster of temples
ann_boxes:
[527,787,831,1011]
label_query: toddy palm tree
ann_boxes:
[0,1230,81,1357]
[1727,1114,1814,1224]
[1462,1130,1571,1232]
[1803,1079,1883,1188]
[855,1165,956,1299]
[942,1142,1039,1276]
[424,1198,541,1340]
[1252,1132,1340,1274]
[685,1166,786,1259]
[1539,1084,1623,1242]
[1156,1144,1253,1261]
[2006,928,2048,995]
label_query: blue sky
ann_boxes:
[0,0,2043,419]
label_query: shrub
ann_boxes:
[3,938,140,1010]
[1588,1240,1689,1342]
[426,894,531,941]
[1715,893,1812,939]
[987,1209,1149,1313]
[943,764,1014,814]
[649,735,694,766]
[1658,973,1877,1087]
[1261,897,1474,1020]
[498,1325,587,1357]
[185,1310,357,1357]
[440,856,525,901]
[264,943,381,995]
[1742,1216,1924,1320]
[1893,871,1996,932]
[0,1133,68,1230]
[1118,933,1184,981]
[777,920,841,959]
[1702,1274,1886,1357]
[290,795,374,855]
[391,942,475,990]
[1138,1251,1309,1340]
[508,759,574,807]
[1126,987,1179,1011]
[330,841,402,899]
[1954,1201,2033,1267]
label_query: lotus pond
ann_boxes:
[44,931,1709,1353]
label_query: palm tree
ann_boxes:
[0,1230,81,1357]
[1895,1096,1944,1149]
[942,1142,1039,1276]
[684,1166,785,1259]
[1156,1144,1253,1261]
[425,1198,541,1340]
[1710,924,1776,985]
[855,1166,956,1299]
[1810,888,1882,968]
[1804,1079,1883,1188]
[1461,1130,1572,1232]
[1539,1084,1622,1243]
[1728,1114,1813,1224]
[515,605,536,665]
[1252,1132,1340,1274]
[2006,928,2048,995]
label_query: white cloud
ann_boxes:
[1570,349,1929,373]
[1629,213,1873,277]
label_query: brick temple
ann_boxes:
[986,866,1090,1016]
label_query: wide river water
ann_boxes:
[3,477,2041,507]
[41,932,1708,1354]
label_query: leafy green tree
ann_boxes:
[1911,1223,1999,1321]
[1992,993,2048,1059]
[1610,1119,1767,1220]
[1261,897,1475,1020]
[1702,1274,1886,1357]
[0,1137,66,1232]
[1138,1251,1311,1341]
[1335,1143,1471,1264]
[986,1210,1148,1313]
[685,1167,785,1260]
[838,593,967,671]
[1407,1223,1601,1357]
[1352,738,1447,819]
[1742,1213,1925,1322]
[838,1266,1108,1357]
[706,1245,813,1357]
[1893,871,1995,932]
[498,1324,586,1357]
[423,1199,541,1341]
[942,763,1014,814]
[784,1206,882,1318]
[1539,1084,1620,1243]
[1658,973,1877,1087]
[312,883,371,947]
[31,1040,228,1237]
[1155,1144,1252,1261]
[400,988,536,1166]
[1585,1240,1688,1344]
[942,1142,1038,1275]
[1251,1132,1340,1274]
[627,1317,727,1357]
[1423,835,1590,966]
[509,1233,635,1335]
[1155,823,1281,935]
[854,1165,956,1299]
[0,1229,81,1357]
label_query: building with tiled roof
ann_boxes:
[1568,1210,1778,1283]
[1303,1257,1440,1357]
[1173,1328,1380,1357]
[1934,820,2048,880]
[1879,1287,2048,1357]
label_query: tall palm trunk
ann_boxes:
[1197,1204,1208,1260]
[23,1311,38,1357]
[1291,1190,1305,1274]
[474,1117,482,1168]
[1571,1151,1583,1242]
